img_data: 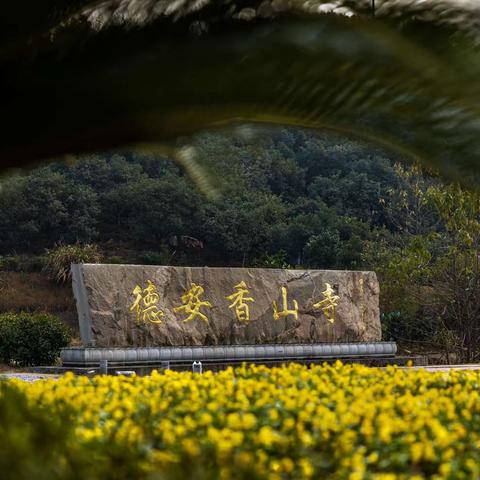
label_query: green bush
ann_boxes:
[44,242,103,283]
[252,250,291,269]
[106,255,127,264]
[381,311,440,342]
[0,312,71,366]
[0,254,46,272]
[139,250,170,266]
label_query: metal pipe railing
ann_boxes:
[62,342,397,366]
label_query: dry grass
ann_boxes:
[0,363,19,373]
[0,271,81,354]
[0,272,75,314]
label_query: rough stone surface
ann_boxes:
[73,264,381,347]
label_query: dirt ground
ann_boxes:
[0,271,78,332]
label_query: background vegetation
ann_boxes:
[1,128,479,361]
[0,312,71,366]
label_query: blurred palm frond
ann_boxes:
[0,0,479,184]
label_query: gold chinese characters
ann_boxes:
[226,281,255,322]
[130,280,165,324]
[130,280,340,325]
[313,283,340,323]
[174,283,212,323]
[272,286,299,321]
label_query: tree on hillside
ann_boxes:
[0,170,98,252]
[368,168,480,362]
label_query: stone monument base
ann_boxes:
[72,265,382,347]
[61,341,397,370]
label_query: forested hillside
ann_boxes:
[0,129,402,268]
[2,128,480,360]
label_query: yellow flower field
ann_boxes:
[5,363,480,479]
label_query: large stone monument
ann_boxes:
[71,264,381,347]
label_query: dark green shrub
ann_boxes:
[0,254,46,272]
[44,242,103,283]
[107,255,127,264]
[252,250,291,269]
[381,310,440,343]
[139,250,170,266]
[0,312,71,366]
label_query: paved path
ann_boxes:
[0,373,60,382]
[394,364,480,372]
[401,364,480,372]
[2,365,480,381]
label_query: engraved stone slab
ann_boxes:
[72,264,381,347]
